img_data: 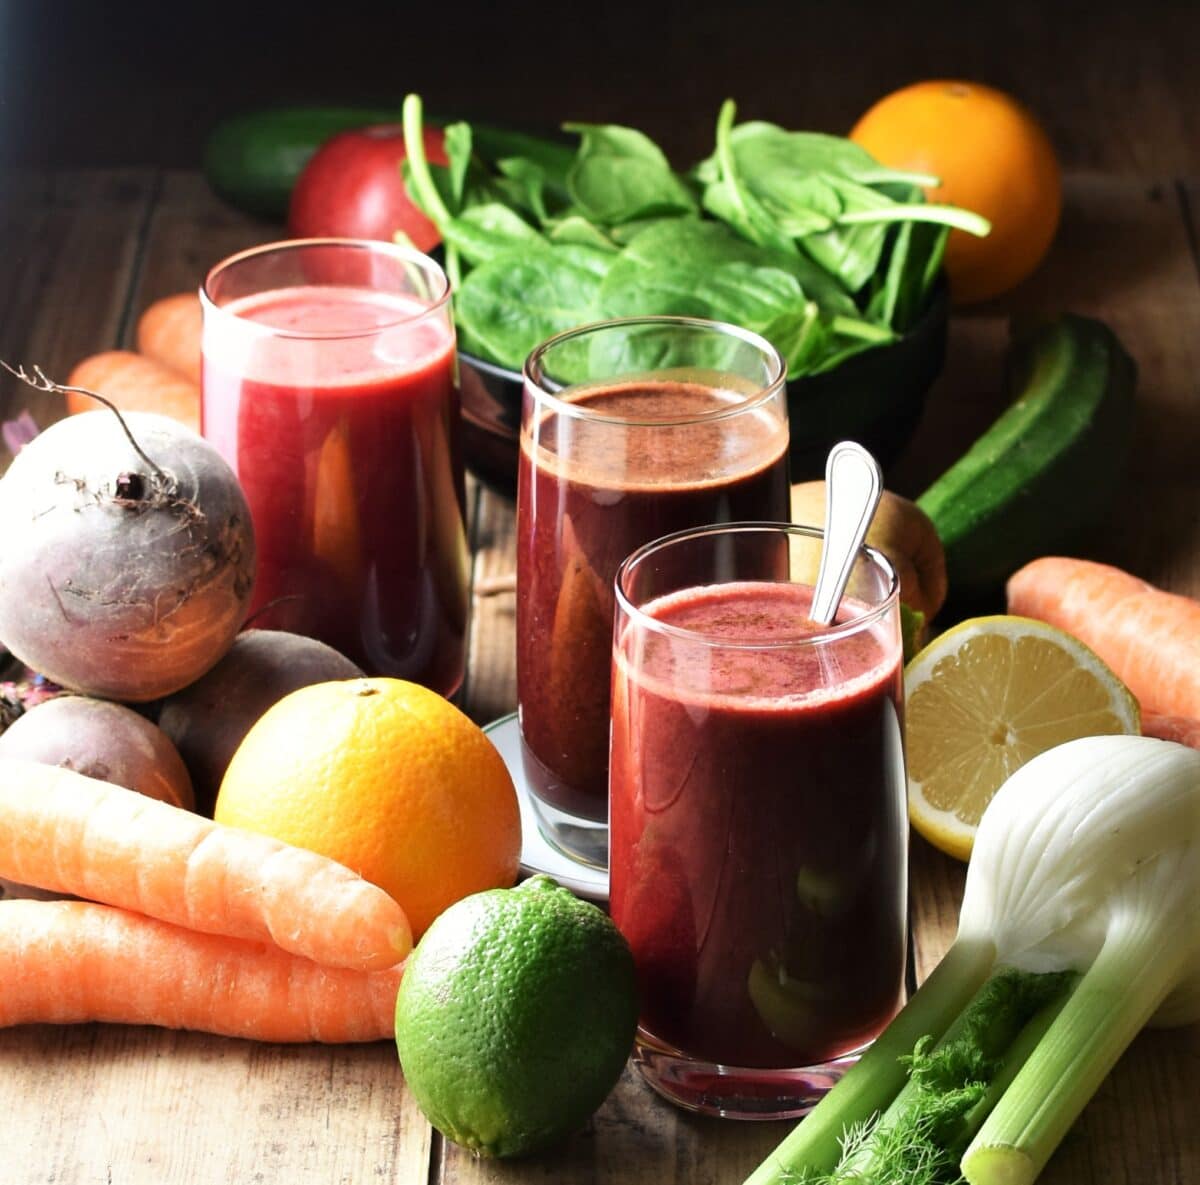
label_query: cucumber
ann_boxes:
[203,106,401,219]
[203,106,577,221]
[916,315,1137,598]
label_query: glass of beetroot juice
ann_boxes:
[200,239,469,695]
[609,522,908,1119]
[517,318,791,869]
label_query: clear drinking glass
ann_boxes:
[200,239,469,696]
[516,317,791,868]
[610,522,907,1119]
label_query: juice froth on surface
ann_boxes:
[211,286,452,389]
[619,581,898,708]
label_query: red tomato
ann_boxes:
[287,125,448,252]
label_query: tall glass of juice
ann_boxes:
[517,318,790,868]
[201,239,468,695]
[610,522,907,1119]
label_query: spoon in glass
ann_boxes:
[808,440,884,626]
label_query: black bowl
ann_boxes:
[458,286,948,498]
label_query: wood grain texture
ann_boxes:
[460,484,519,726]
[0,1025,429,1184]
[125,170,275,329]
[0,170,155,447]
[1,169,1198,1185]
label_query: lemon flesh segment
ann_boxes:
[904,616,1140,861]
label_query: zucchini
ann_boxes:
[916,314,1136,598]
[203,106,400,219]
[203,106,577,221]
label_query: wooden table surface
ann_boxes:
[1,168,1198,1184]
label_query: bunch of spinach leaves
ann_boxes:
[401,95,988,378]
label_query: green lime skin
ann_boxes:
[394,875,639,1158]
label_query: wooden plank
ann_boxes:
[3,1026,430,1184]
[124,169,275,326]
[461,484,518,726]
[437,1065,789,1185]
[0,169,156,443]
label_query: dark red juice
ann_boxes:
[202,286,468,693]
[516,381,790,823]
[609,581,907,1068]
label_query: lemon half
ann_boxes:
[905,615,1140,861]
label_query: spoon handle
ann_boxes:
[809,441,884,626]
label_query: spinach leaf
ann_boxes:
[455,246,609,371]
[471,125,575,195]
[599,255,805,327]
[797,178,895,292]
[546,214,620,251]
[619,218,858,317]
[760,300,824,375]
[580,321,751,379]
[564,123,698,225]
[550,242,618,280]
[700,111,987,293]
[443,122,473,211]
[703,101,799,256]
[716,123,936,189]
[492,154,583,225]
[607,215,697,245]
[441,203,546,267]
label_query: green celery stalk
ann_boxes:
[744,938,997,1184]
[962,918,1190,1184]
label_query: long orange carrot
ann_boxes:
[1141,713,1200,749]
[0,899,402,1042]
[1006,557,1200,719]
[66,350,200,433]
[136,292,202,385]
[0,760,411,971]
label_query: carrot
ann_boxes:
[0,760,412,971]
[136,292,202,385]
[1006,556,1200,719]
[66,350,200,433]
[0,899,402,1042]
[1141,713,1200,749]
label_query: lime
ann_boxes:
[393,875,638,1158]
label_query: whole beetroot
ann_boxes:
[157,629,362,815]
[0,410,255,701]
[0,696,194,810]
[0,695,194,900]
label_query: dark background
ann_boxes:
[1,0,1196,175]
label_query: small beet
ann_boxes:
[0,696,193,809]
[158,629,363,815]
[0,695,194,900]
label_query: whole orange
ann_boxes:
[850,80,1061,304]
[214,678,521,936]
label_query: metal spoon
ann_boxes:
[808,441,884,626]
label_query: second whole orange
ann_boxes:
[214,678,521,936]
[850,80,1062,304]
